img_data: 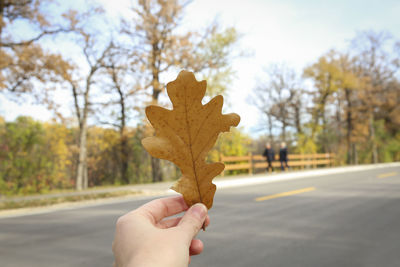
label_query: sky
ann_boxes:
[1,0,400,136]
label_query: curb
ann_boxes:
[1,162,399,219]
[214,162,400,189]
[0,190,172,219]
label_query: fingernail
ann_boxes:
[190,203,207,220]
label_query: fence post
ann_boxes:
[249,152,253,175]
[313,154,317,169]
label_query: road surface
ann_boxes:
[1,165,399,267]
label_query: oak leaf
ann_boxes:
[142,70,240,209]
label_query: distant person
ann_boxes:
[279,142,289,171]
[262,142,275,172]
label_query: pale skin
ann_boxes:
[112,196,210,267]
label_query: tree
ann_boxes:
[0,116,73,195]
[303,52,340,153]
[334,54,364,164]
[252,64,304,142]
[62,8,112,190]
[122,0,239,182]
[191,25,240,97]
[98,43,144,184]
[86,126,120,186]
[0,0,72,95]
[305,51,363,162]
[208,128,251,160]
[350,31,399,163]
[302,32,400,163]
[208,127,251,175]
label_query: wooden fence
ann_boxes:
[220,153,335,176]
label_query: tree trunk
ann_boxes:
[149,55,163,182]
[267,113,273,141]
[345,88,353,164]
[151,157,162,182]
[281,122,286,142]
[335,96,342,145]
[346,128,352,164]
[321,109,329,153]
[352,143,358,165]
[120,135,129,184]
[346,131,352,164]
[369,114,378,163]
[117,82,130,184]
[76,122,88,190]
[73,76,91,190]
[294,105,302,135]
[83,160,88,189]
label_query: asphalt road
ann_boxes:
[1,166,399,267]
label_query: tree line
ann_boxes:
[0,116,250,195]
[252,31,400,165]
[0,0,242,192]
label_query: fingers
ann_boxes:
[178,203,208,243]
[137,196,188,224]
[158,215,210,229]
[189,239,204,256]
[157,217,182,228]
[203,215,210,229]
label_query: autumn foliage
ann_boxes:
[252,31,400,164]
[0,1,399,196]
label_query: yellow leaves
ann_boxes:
[44,123,70,171]
[208,128,251,163]
[142,71,240,209]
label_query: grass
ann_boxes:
[0,190,142,211]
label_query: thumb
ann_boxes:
[178,203,208,242]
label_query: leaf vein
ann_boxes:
[191,102,219,145]
[184,84,203,203]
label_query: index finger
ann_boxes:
[137,196,189,224]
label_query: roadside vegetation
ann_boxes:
[1,1,399,198]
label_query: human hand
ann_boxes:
[112,196,210,267]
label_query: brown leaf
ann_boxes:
[142,70,240,209]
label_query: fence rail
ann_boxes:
[220,153,335,176]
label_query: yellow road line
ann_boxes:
[377,172,397,179]
[255,187,316,202]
